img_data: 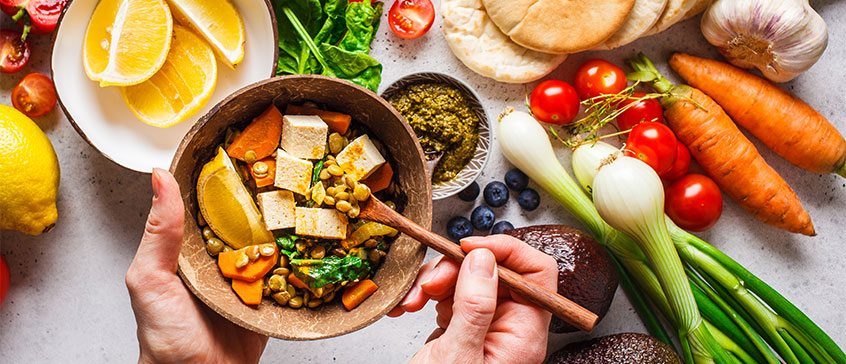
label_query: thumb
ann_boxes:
[135,168,185,273]
[440,248,498,357]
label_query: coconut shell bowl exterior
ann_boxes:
[169,75,432,340]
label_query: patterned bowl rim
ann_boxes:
[381,72,491,200]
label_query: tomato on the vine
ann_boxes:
[616,92,663,131]
[12,72,57,117]
[530,79,580,125]
[665,174,723,231]
[574,59,627,100]
[387,0,434,40]
[0,253,9,308]
[625,121,678,176]
[662,141,691,181]
[0,29,30,73]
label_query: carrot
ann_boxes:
[342,279,378,310]
[285,104,351,134]
[227,105,283,161]
[217,244,279,282]
[628,53,815,236]
[248,157,276,188]
[669,53,846,177]
[232,278,263,305]
[287,273,307,289]
[360,162,393,193]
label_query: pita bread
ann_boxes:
[481,0,636,54]
[681,0,711,21]
[644,0,696,35]
[596,0,669,50]
[441,0,566,83]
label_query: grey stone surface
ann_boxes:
[1,1,845,362]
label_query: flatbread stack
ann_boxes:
[442,0,712,83]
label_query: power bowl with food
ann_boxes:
[170,75,431,340]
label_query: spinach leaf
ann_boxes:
[275,234,299,251]
[290,256,372,288]
[339,1,382,53]
[311,158,325,187]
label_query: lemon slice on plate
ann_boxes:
[121,25,217,128]
[197,147,273,249]
[83,0,173,86]
[167,0,245,69]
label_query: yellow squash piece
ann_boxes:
[83,0,173,86]
[0,105,60,235]
[197,147,273,249]
[166,0,245,69]
[121,25,218,128]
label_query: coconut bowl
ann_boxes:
[169,75,432,340]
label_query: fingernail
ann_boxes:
[151,168,163,199]
[460,236,484,244]
[400,284,421,308]
[419,259,445,287]
[468,249,495,279]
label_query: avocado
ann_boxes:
[546,333,682,364]
[506,225,618,333]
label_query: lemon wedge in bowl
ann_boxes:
[197,147,273,249]
[167,0,245,69]
[121,25,217,128]
[83,0,173,86]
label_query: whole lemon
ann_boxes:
[0,105,60,235]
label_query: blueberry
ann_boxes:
[504,169,529,191]
[457,181,480,201]
[483,181,509,207]
[491,221,514,235]
[517,188,540,211]
[446,216,473,241]
[470,205,495,231]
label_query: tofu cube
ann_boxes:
[274,149,313,195]
[256,190,296,230]
[280,115,328,159]
[336,135,386,181]
[295,207,348,239]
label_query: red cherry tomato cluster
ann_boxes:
[387,0,434,40]
[529,58,724,231]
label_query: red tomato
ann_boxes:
[663,141,691,181]
[387,0,434,40]
[0,253,9,308]
[616,92,664,131]
[625,121,678,176]
[530,80,580,125]
[0,29,30,73]
[1,0,66,35]
[574,59,627,100]
[12,72,57,117]
[665,174,723,231]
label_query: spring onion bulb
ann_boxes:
[572,141,620,196]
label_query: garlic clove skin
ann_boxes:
[701,0,828,83]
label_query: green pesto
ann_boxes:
[388,83,480,183]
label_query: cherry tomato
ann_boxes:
[530,80,580,125]
[0,29,30,73]
[663,141,691,181]
[574,59,627,100]
[0,253,9,308]
[387,0,434,40]
[12,72,57,117]
[625,121,678,176]
[0,0,65,36]
[665,174,723,231]
[616,92,664,131]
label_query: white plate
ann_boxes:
[51,0,277,173]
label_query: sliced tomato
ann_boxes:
[665,174,723,231]
[530,80,580,125]
[0,29,30,73]
[1,0,66,36]
[0,253,9,308]
[387,0,434,40]
[12,72,57,117]
[625,121,678,176]
[574,59,627,100]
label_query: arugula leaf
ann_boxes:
[290,256,372,288]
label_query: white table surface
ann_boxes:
[2,1,845,362]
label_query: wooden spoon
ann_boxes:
[358,196,599,332]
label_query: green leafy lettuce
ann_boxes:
[290,255,372,288]
[273,0,383,91]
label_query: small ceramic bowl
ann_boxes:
[170,75,432,340]
[51,0,278,173]
[381,72,491,200]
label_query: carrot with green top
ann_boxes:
[669,53,846,178]
[627,53,815,236]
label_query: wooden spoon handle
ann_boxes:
[361,198,598,332]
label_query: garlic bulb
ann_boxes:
[701,0,828,83]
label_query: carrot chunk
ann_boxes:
[227,105,283,161]
[217,244,278,282]
[285,104,351,134]
[232,278,263,305]
[342,279,378,310]
[360,162,393,193]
